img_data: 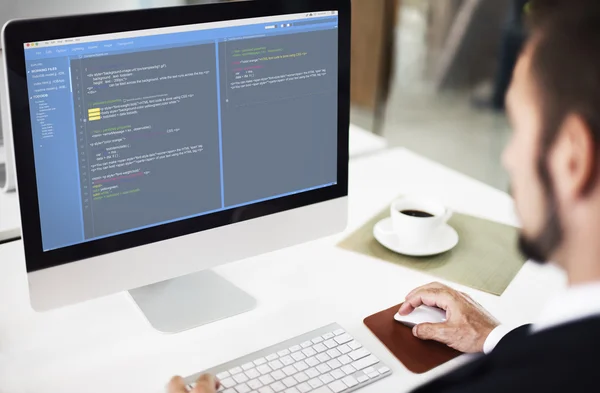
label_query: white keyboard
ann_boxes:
[184,323,392,393]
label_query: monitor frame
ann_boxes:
[2,0,350,275]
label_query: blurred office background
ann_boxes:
[0,0,517,192]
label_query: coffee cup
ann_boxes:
[383,196,452,246]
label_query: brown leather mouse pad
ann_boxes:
[364,303,461,374]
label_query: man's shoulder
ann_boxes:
[495,316,600,356]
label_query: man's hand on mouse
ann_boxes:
[168,374,219,393]
[398,282,500,353]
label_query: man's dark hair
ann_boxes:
[516,0,600,262]
[528,0,600,175]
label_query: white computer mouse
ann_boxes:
[394,305,447,328]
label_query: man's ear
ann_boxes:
[550,114,596,201]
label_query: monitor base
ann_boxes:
[129,270,257,333]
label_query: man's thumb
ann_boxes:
[412,322,442,341]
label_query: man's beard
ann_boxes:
[518,206,562,263]
[517,156,564,264]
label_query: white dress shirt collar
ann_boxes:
[532,281,600,333]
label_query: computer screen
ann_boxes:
[24,12,339,251]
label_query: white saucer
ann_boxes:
[373,217,459,257]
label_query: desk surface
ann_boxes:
[348,124,387,158]
[0,148,566,393]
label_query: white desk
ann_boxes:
[349,124,388,158]
[0,148,566,393]
[0,190,19,242]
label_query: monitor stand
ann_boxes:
[128,270,257,333]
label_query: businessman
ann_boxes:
[170,0,600,391]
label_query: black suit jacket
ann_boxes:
[411,317,600,392]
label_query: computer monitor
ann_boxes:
[2,0,350,332]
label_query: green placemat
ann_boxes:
[338,204,526,296]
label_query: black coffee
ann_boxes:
[400,210,434,218]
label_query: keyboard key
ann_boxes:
[311,386,334,393]
[234,373,249,384]
[305,357,320,367]
[278,349,291,357]
[363,367,376,375]
[302,348,317,357]
[309,378,324,389]
[349,348,370,361]
[316,363,332,374]
[229,367,243,375]
[217,371,231,380]
[289,345,302,353]
[269,360,284,370]
[272,381,286,392]
[267,353,279,361]
[341,365,355,375]
[357,374,369,383]
[259,375,275,385]
[367,371,379,379]
[352,355,379,371]
[314,343,327,353]
[334,334,352,345]
[297,383,311,393]
[245,369,261,380]
[333,329,345,336]
[248,379,263,389]
[316,353,331,363]
[348,341,361,350]
[257,365,273,375]
[319,373,335,385]
[327,359,342,370]
[338,355,351,365]
[285,388,300,393]
[312,337,324,344]
[378,366,391,374]
[324,339,337,349]
[221,378,236,388]
[306,356,321,367]
[338,345,351,355]
[235,383,251,393]
[306,368,320,378]
[294,361,309,372]
[283,366,297,376]
[259,387,275,393]
[294,372,309,383]
[242,362,255,371]
[322,332,334,339]
[301,341,312,348]
[254,358,267,366]
[331,370,345,380]
[280,356,294,366]
[271,370,286,380]
[283,377,298,388]
[326,349,341,358]
[291,352,306,362]
[223,389,236,393]
[341,376,358,388]
[328,380,347,393]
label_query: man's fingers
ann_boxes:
[401,288,454,315]
[412,322,448,343]
[167,376,188,393]
[193,374,219,393]
[405,282,448,301]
